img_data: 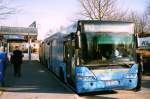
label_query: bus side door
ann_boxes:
[64,41,71,79]
[64,35,75,85]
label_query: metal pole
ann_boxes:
[28,33,31,63]
[29,39,31,62]
[7,43,9,55]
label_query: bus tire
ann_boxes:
[133,71,142,92]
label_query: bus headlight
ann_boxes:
[76,67,96,81]
[125,73,137,79]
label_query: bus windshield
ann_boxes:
[80,32,136,65]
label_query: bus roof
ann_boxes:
[78,20,134,24]
[43,20,135,42]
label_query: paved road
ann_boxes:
[0,59,150,99]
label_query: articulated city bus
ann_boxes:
[39,20,141,93]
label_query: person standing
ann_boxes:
[10,46,23,77]
[0,46,7,86]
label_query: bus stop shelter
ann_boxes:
[0,23,38,61]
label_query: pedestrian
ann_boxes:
[10,46,23,77]
[0,46,7,86]
[135,53,143,91]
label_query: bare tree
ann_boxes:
[147,2,150,15]
[78,0,128,20]
[0,0,16,20]
[145,2,150,33]
[138,13,148,33]
[126,12,148,33]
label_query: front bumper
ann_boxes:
[76,78,137,93]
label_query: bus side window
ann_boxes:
[63,41,68,62]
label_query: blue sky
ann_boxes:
[0,0,149,40]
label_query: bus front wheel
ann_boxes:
[133,71,142,92]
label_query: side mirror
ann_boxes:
[75,31,81,49]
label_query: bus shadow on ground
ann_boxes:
[1,60,73,94]
[81,96,117,99]
[78,90,117,96]
[78,90,118,99]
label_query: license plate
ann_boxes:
[105,80,119,86]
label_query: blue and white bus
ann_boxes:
[39,20,141,93]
